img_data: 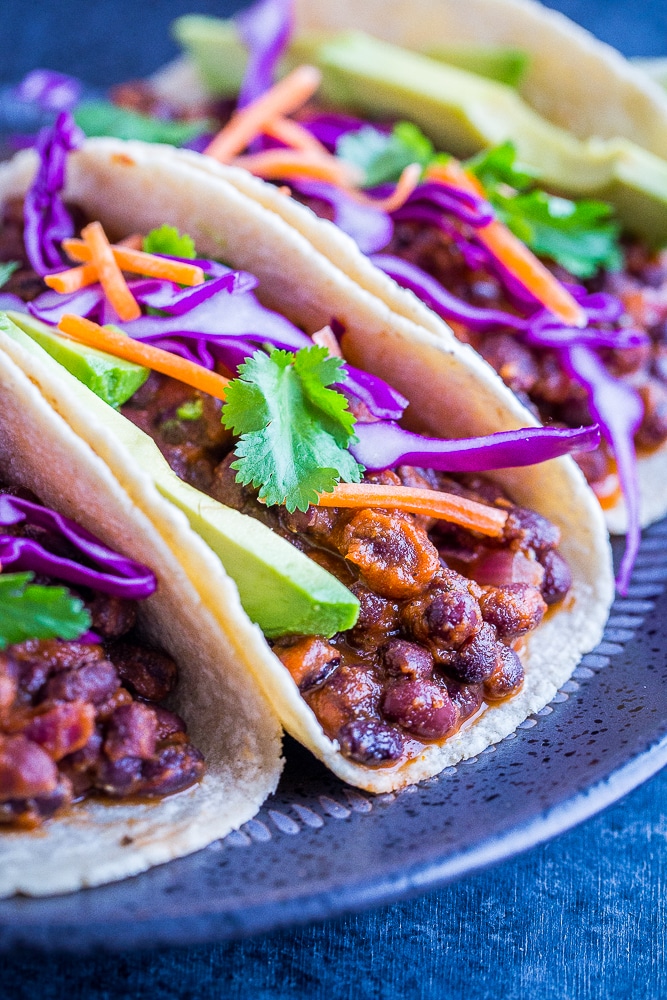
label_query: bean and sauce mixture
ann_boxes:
[121,370,570,767]
[1,196,571,770]
[0,485,204,829]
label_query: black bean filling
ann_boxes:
[121,374,570,768]
[0,486,203,829]
[1,198,569,770]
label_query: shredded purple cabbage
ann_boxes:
[289,178,393,254]
[236,0,294,116]
[299,113,382,152]
[561,346,642,594]
[0,294,28,313]
[0,494,156,599]
[371,253,528,331]
[23,112,83,276]
[13,70,83,113]
[351,421,600,472]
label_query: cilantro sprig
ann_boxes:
[337,122,434,188]
[339,120,622,278]
[0,572,91,649]
[142,224,196,259]
[221,347,363,512]
[467,143,622,278]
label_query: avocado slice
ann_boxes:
[0,313,359,638]
[425,46,529,88]
[7,311,148,408]
[174,16,667,243]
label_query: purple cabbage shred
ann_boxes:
[23,111,83,276]
[13,70,83,113]
[0,494,156,599]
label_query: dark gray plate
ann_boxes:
[1,523,666,953]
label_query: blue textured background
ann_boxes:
[2,2,667,996]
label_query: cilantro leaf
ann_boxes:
[467,141,535,191]
[73,101,210,146]
[337,122,433,188]
[0,573,91,649]
[0,262,19,289]
[221,347,363,513]
[468,142,622,278]
[495,190,623,278]
[143,224,197,259]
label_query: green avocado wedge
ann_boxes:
[0,313,359,639]
[7,311,148,409]
[173,16,667,244]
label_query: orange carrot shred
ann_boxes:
[44,263,98,294]
[233,149,361,185]
[62,238,205,286]
[426,160,587,329]
[262,115,330,156]
[316,483,508,537]
[349,163,422,212]
[81,222,141,322]
[57,315,230,400]
[204,65,322,163]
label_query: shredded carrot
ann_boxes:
[204,65,322,163]
[316,483,508,537]
[349,163,422,212]
[277,185,292,197]
[57,315,230,400]
[44,263,98,294]
[311,325,343,357]
[426,160,587,329]
[233,149,361,185]
[80,222,141,322]
[62,238,205,286]
[262,115,329,156]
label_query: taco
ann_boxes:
[0,319,282,898]
[135,0,667,588]
[0,125,612,793]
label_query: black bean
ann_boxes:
[483,646,525,700]
[337,719,405,765]
[540,549,573,605]
[381,640,434,679]
[381,679,458,740]
[448,623,502,684]
[479,584,546,639]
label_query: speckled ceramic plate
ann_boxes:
[1,522,667,952]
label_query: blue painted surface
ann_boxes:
[2,1,667,996]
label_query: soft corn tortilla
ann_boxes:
[161,0,667,534]
[0,138,612,793]
[0,327,282,898]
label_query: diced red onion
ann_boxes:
[0,494,156,599]
[350,420,600,471]
[472,550,544,588]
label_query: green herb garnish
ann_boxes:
[143,224,197,259]
[74,101,210,146]
[337,122,433,188]
[0,572,91,649]
[0,262,19,289]
[221,347,363,512]
[468,143,622,277]
[176,397,204,421]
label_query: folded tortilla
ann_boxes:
[0,319,282,898]
[162,0,667,535]
[0,138,613,793]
